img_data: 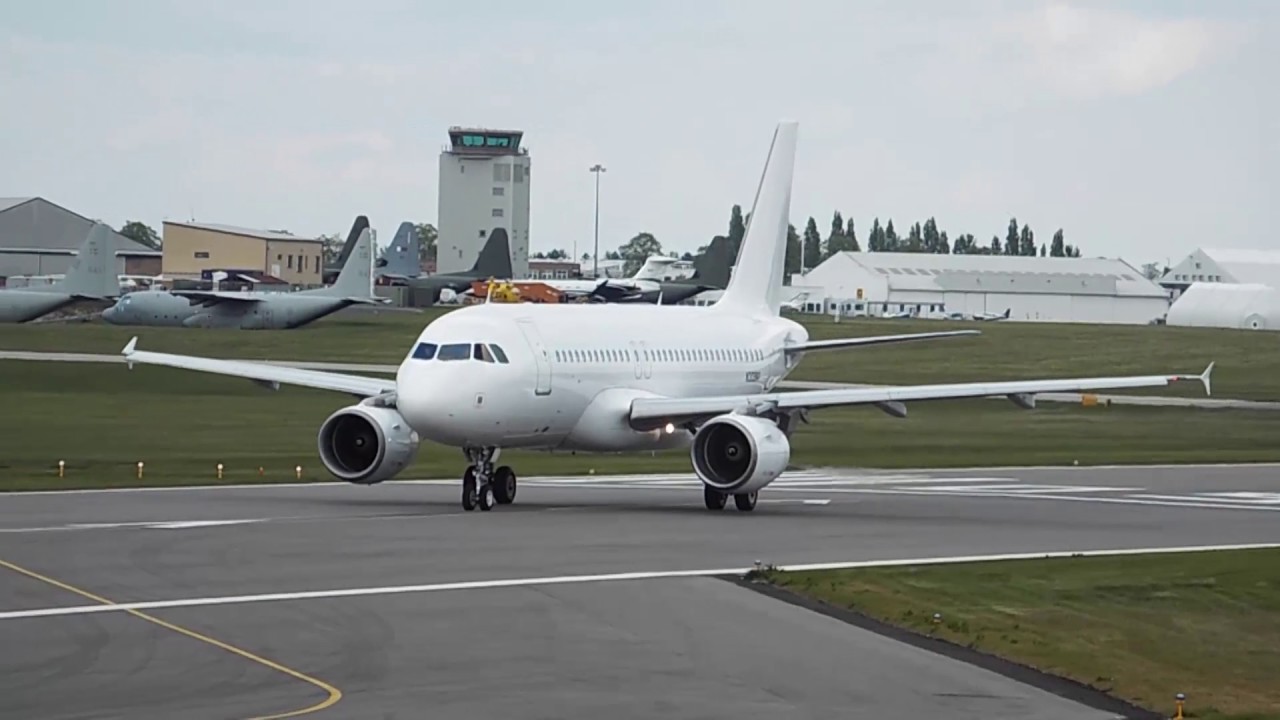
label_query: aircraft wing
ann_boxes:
[784,330,980,353]
[170,290,263,307]
[121,338,395,397]
[628,364,1215,428]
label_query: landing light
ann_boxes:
[663,423,675,434]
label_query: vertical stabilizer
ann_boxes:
[712,121,797,316]
[56,223,119,299]
[378,222,421,278]
[469,228,514,278]
[334,215,370,268]
[318,227,376,298]
[630,255,677,281]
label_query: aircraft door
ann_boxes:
[638,341,653,379]
[628,341,641,379]
[515,317,553,396]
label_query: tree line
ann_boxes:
[538,205,1088,283]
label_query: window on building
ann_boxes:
[493,163,512,182]
[514,164,525,183]
[288,255,294,269]
[492,208,504,217]
[493,186,505,196]
[194,251,209,259]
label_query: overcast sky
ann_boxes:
[2,0,1275,267]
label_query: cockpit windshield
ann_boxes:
[411,342,509,364]
[437,343,470,361]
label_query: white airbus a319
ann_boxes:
[121,121,1213,513]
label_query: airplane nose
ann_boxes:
[102,306,117,322]
[395,362,479,445]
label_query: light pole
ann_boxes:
[590,163,606,278]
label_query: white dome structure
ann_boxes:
[1165,282,1280,331]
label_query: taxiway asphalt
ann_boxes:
[2,463,1278,719]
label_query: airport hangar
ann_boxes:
[0,196,159,287]
[697,250,1171,324]
[1161,248,1280,331]
[159,221,325,287]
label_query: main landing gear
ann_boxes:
[461,446,517,512]
[703,486,758,512]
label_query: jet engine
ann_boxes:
[690,414,790,495]
[316,404,420,485]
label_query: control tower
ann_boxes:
[437,127,530,278]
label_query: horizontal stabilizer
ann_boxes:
[784,330,980,353]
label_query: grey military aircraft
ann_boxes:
[321,215,370,285]
[394,226,514,304]
[0,223,120,323]
[102,226,384,329]
[374,221,423,280]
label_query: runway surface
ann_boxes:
[2,463,1278,719]
[3,350,1274,411]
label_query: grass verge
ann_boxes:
[1,360,1277,489]
[755,548,1280,720]
[0,310,1276,399]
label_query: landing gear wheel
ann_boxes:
[478,483,495,511]
[704,486,727,510]
[733,491,758,512]
[493,465,517,504]
[462,467,478,511]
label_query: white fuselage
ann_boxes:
[393,302,808,453]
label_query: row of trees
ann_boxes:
[817,213,1082,263]
[533,206,1087,282]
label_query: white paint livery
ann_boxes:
[120,121,1214,513]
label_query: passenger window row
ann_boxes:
[412,342,509,364]
[553,348,764,363]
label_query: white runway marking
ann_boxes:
[2,542,1277,622]
[0,519,271,534]
[1130,492,1280,506]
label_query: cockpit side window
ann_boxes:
[412,342,437,360]
[437,343,470,361]
[473,343,495,362]
[489,344,509,363]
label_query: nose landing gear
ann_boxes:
[461,446,517,511]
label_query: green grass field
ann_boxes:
[760,549,1280,720]
[2,358,1277,489]
[2,309,1276,400]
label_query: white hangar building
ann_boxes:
[1165,282,1279,331]
[796,251,1170,325]
[1161,248,1280,297]
[1161,248,1280,331]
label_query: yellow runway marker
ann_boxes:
[0,557,342,720]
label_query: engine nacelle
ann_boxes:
[316,404,420,485]
[691,414,790,495]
